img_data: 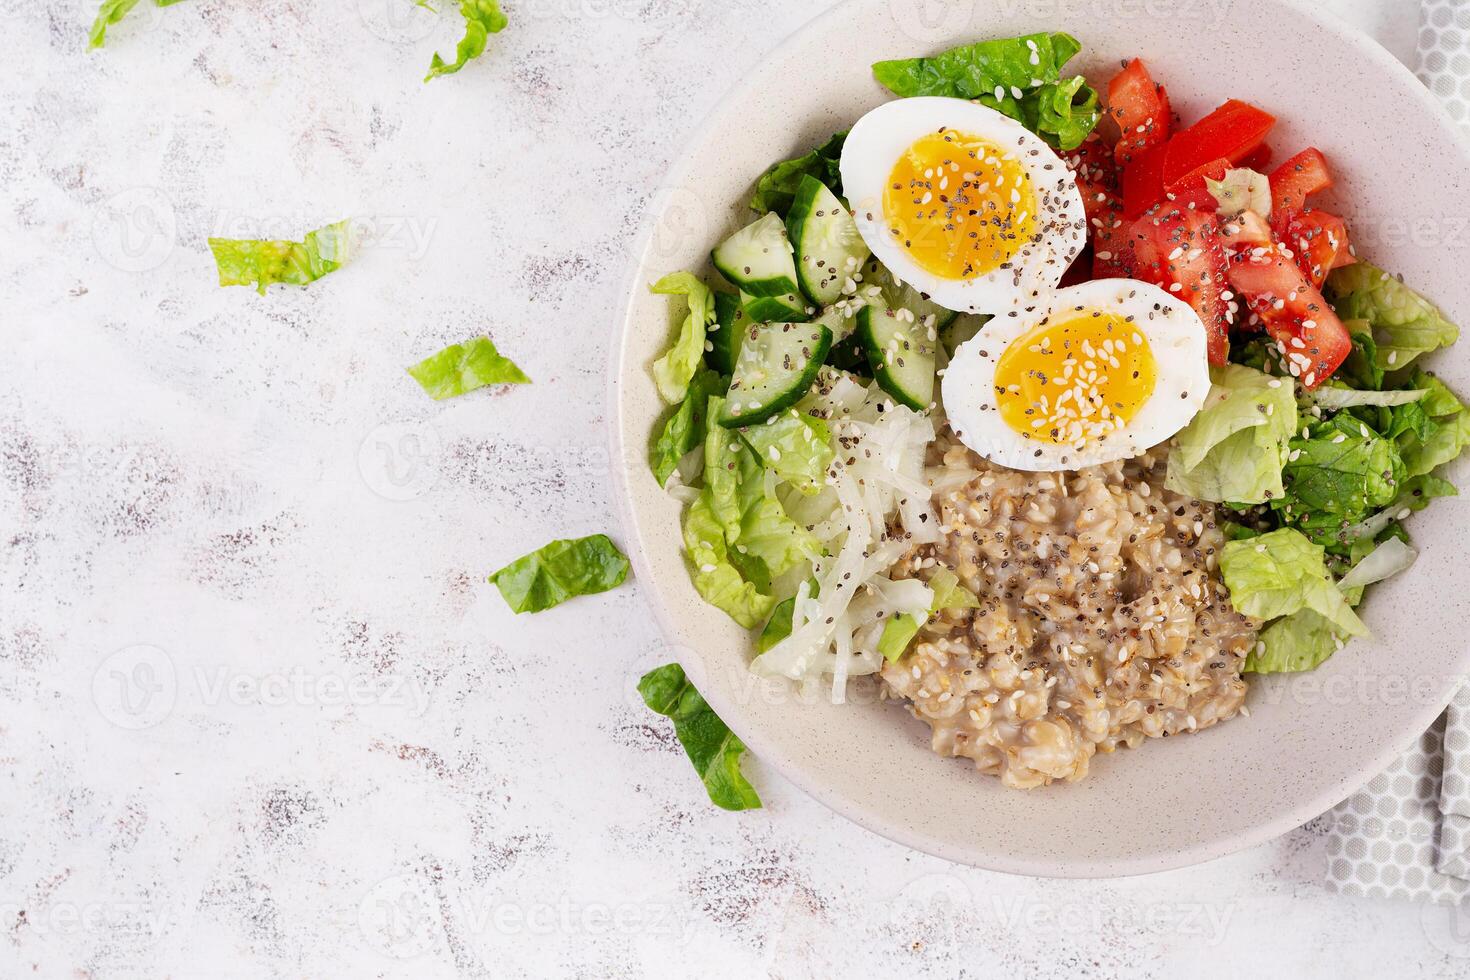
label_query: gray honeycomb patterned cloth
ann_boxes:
[1321,0,1470,905]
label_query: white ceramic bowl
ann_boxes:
[609,0,1470,876]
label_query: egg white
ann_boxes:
[942,279,1213,471]
[840,97,1087,317]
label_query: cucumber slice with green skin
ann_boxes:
[939,313,991,357]
[856,306,937,412]
[826,333,871,376]
[787,175,871,307]
[862,258,959,331]
[711,212,801,298]
[741,290,814,324]
[718,322,834,428]
[812,304,857,344]
[708,291,749,374]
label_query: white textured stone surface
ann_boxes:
[2,1,1465,977]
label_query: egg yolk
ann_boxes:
[883,129,1037,281]
[993,312,1158,447]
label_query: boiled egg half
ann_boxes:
[943,279,1212,470]
[840,96,1087,317]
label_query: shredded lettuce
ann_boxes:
[1279,414,1403,522]
[878,568,979,663]
[650,273,716,405]
[407,336,530,400]
[488,534,630,614]
[649,368,726,487]
[1328,261,1460,372]
[425,0,507,81]
[1308,385,1426,410]
[637,663,761,811]
[1337,536,1418,591]
[682,487,777,629]
[1166,364,1297,505]
[89,0,188,49]
[871,32,1101,150]
[208,221,355,294]
[1246,610,1343,674]
[1220,528,1367,639]
[749,132,847,216]
[739,410,835,496]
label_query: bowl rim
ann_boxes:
[606,0,1470,878]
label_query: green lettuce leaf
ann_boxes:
[1400,412,1470,478]
[879,615,924,663]
[682,487,777,629]
[871,32,1101,150]
[1279,414,1403,521]
[208,221,355,294]
[1220,528,1367,639]
[426,0,507,81]
[637,663,761,811]
[407,335,530,400]
[749,132,847,216]
[757,595,797,653]
[1166,364,1297,505]
[90,0,188,49]
[704,399,817,589]
[1327,262,1460,373]
[651,273,716,404]
[739,410,835,495]
[649,368,726,487]
[1245,609,1343,674]
[488,534,630,614]
[878,569,978,663]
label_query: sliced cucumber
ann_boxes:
[741,290,814,324]
[812,303,857,344]
[787,175,871,306]
[862,258,959,331]
[940,313,991,357]
[826,333,871,376]
[856,305,937,412]
[719,322,833,428]
[708,291,750,374]
[712,212,800,298]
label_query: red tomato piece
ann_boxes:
[1077,179,1132,278]
[1226,244,1352,387]
[1122,141,1169,219]
[1161,99,1276,187]
[1127,206,1232,364]
[1066,131,1121,191]
[1108,58,1172,166]
[1238,143,1273,172]
[1165,157,1231,195]
[1276,208,1356,288]
[1269,148,1333,214]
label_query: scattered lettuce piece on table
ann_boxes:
[871,32,1101,150]
[208,221,355,294]
[649,368,726,487]
[1327,261,1460,373]
[489,534,630,614]
[749,132,848,216]
[637,663,761,811]
[426,0,507,81]
[650,273,716,404]
[90,0,188,49]
[1166,364,1297,505]
[408,336,530,400]
[1220,528,1367,642]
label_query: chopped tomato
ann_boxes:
[1127,206,1232,364]
[1067,131,1120,191]
[1159,156,1231,212]
[1238,143,1273,172]
[1269,148,1333,214]
[1161,99,1276,187]
[1122,140,1169,218]
[1165,157,1231,195]
[1078,181,1132,278]
[1218,209,1273,252]
[1276,208,1356,288]
[1227,244,1352,386]
[1108,58,1172,166]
